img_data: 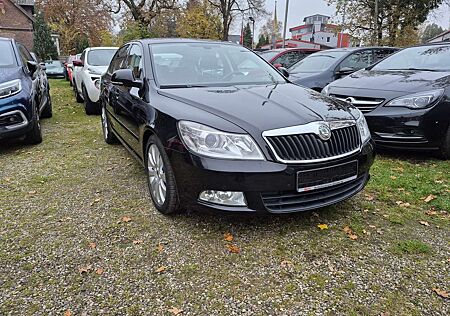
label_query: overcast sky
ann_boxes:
[247,0,450,37]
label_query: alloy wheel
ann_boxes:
[147,144,167,206]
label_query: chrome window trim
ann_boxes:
[0,110,29,130]
[262,120,361,164]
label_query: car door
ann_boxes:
[113,43,146,154]
[335,49,374,79]
[75,50,86,93]
[103,45,130,141]
[17,44,41,110]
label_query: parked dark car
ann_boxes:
[288,47,398,92]
[324,42,450,158]
[259,47,320,68]
[0,37,52,144]
[100,39,375,215]
[44,60,65,78]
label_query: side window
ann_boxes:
[17,44,33,66]
[373,49,395,63]
[275,52,304,68]
[339,50,373,71]
[127,44,144,79]
[108,45,129,74]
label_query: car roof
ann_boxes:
[320,46,398,53]
[262,48,320,53]
[136,38,240,46]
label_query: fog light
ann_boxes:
[199,190,247,206]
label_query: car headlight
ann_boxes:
[0,79,22,99]
[178,121,265,160]
[356,111,371,144]
[386,89,444,109]
[322,84,331,96]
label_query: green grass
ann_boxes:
[0,79,449,315]
[394,240,432,255]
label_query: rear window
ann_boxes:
[0,41,16,67]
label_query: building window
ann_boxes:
[327,37,331,43]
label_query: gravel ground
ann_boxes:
[0,79,449,316]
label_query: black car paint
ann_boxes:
[0,38,50,141]
[327,68,450,151]
[100,39,375,213]
[289,47,398,92]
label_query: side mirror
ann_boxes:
[336,66,354,76]
[111,69,142,88]
[27,60,38,74]
[278,66,289,78]
[273,63,283,69]
[73,60,83,67]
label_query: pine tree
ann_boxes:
[33,13,58,60]
[243,22,253,49]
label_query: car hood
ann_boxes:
[0,67,22,84]
[331,69,450,92]
[158,83,356,133]
[289,72,325,88]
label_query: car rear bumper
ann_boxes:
[168,141,375,213]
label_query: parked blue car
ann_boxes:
[0,37,52,144]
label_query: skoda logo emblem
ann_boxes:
[346,97,356,105]
[318,124,332,141]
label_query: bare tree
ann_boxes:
[110,0,178,25]
[207,0,266,41]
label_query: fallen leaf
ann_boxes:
[317,224,329,230]
[281,260,293,267]
[121,216,132,223]
[64,310,72,316]
[390,176,397,180]
[432,288,449,299]
[223,232,234,242]
[343,226,352,234]
[155,266,167,274]
[349,234,358,240]
[424,195,437,203]
[133,240,143,245]
[95,267,104,275]
[78,265,92,274]
[226,244,240,254]
[419,221,430,227]
[156,244,164,252]
[168,307,183,315]
[88,242,96,249]
[426,209,437,216]
[365,194,375,201]
[28,190,37,195]
[369,225,377,229]
[380,312,390,316]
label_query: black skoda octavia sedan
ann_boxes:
[323,42,450,159]
[100,39,375,214]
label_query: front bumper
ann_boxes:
[365,101,450,150]
[169,141,375,213]
[0,94,32,140]
[84,73,101,103]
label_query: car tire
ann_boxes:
[145,135,180,215]
[40,89,53,118]
[438,125,450,160]
[83,86,100,115]
[24,105,43,145]
[74,80,83,103]
[101,104,118,144]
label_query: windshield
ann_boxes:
[372,45,450,71]
[151,43,286,88]
[0,41,16,67]
[45,61,63,69]
[259,51,279,61]
[289,51,348,73]
[87,49,117,66]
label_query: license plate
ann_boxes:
[297,161,358,192]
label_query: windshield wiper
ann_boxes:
[384,68,441,72]
[159,84,210,89]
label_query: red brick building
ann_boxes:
[0,0,35,50]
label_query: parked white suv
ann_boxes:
[73,47,118,114]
